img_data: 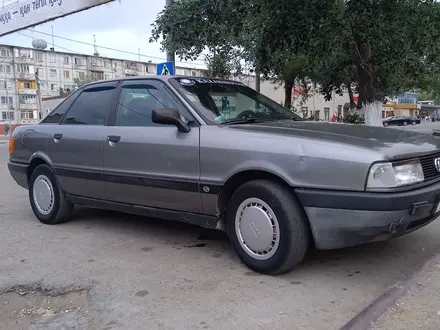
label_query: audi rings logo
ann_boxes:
[435,157,440,172]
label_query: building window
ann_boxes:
[63,56,69,64]
[1,96,13,105]
[16,64,31,73]
[301,107,308,118]
[0,49,11,57]
[20,111,34,119]
[104,61,110,68]
[114,62,118,70]
[324,107,330,120]
[74,57,85,66]
[0,80,11,89]
[19,94,36,104]
[0,65,11,74]
[1,111,14,120]
[51,84,58,91]
[23,81,33,89]
[104,74,111,80]
[36,67,43,76]
[49,54,56,62]
[314,110,320,120]
[50,69,57,78]
[35,52,43,61]
[63,70,70,79]
[78,72,86,80]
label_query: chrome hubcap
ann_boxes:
[33,175,54,215]
[235,197,280,260]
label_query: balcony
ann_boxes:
[19,103,37,110]
[17,72,35,80]
[15,56,35,64]
[18,88,37,95]
[124,69,138,76]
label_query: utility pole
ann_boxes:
[165,0,175,63]
[1,57,11,136]
[35,70,43,121]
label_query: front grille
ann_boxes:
[419,152,440,181]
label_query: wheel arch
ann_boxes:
[27,152,54,183]
[218,169,299,217]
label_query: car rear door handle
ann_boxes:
[53,133,63,140]
[107,135,121,143]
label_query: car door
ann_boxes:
[46,81,119,199]
[102,79,202,213]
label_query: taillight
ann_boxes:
[8,137,14,155]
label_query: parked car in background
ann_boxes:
[7,76,440,275]
[383,116,420,126]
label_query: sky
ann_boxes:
[0,0,207,69]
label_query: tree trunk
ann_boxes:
[363,101,383,126]
[347,83,356,110]
[284,80,294,109]
[353,38,383,126]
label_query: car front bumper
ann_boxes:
[295,182,440,250]
[8,162,29,189]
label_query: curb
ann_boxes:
[339,253,440,330]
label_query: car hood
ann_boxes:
[226,120,440,160]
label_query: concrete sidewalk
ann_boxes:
[371,255,440,330]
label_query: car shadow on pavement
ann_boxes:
[66,206,440,281]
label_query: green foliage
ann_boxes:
[342,113,365,124]
[73,75,97,87]
[150,0,246,78]
[151,0,440,122]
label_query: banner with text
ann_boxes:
[0,0,116,37]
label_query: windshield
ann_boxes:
[169,77,302,124]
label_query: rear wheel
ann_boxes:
[29,164,73,225]
[383,122,389,127]
[225,180,310,274]
[403,121,408,126]
[412,121,416,125]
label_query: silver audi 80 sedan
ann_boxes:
[7,76,440,274]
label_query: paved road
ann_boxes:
[1,131,440,330]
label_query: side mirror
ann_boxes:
[152,108,191,133]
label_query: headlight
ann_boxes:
[366,160,424,189]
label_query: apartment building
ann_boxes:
[0,44,208,132]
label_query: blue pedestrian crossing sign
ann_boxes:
[156,61,175,76]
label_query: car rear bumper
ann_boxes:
[295,183,440,250]
[8,162,29,189]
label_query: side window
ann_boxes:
[41,89,81,124]
[62,87,115,125]
[115,80,187,127]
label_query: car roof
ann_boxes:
[82,75,244,88]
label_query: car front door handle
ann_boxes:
[107,135,121,143]
[53,133,63,139]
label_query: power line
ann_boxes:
[27,28,208,66]
[17,32,82,54]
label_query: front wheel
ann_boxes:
[383,122,389,127]
[403,121,408,126]
[412,121,416,125]
[29,164,73,225]
[225,180,310,275]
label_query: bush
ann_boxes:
[342,113,365,124]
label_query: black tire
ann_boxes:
[403,121,408,126]
[383,122,388,127]
[412,121,416,125]
[225,180,310,275]
[29,164,73,225]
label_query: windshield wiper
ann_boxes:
[219,118,267,126]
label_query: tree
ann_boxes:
[302,0,440,125]
[73,74,97,88]
[150,0,246,78]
